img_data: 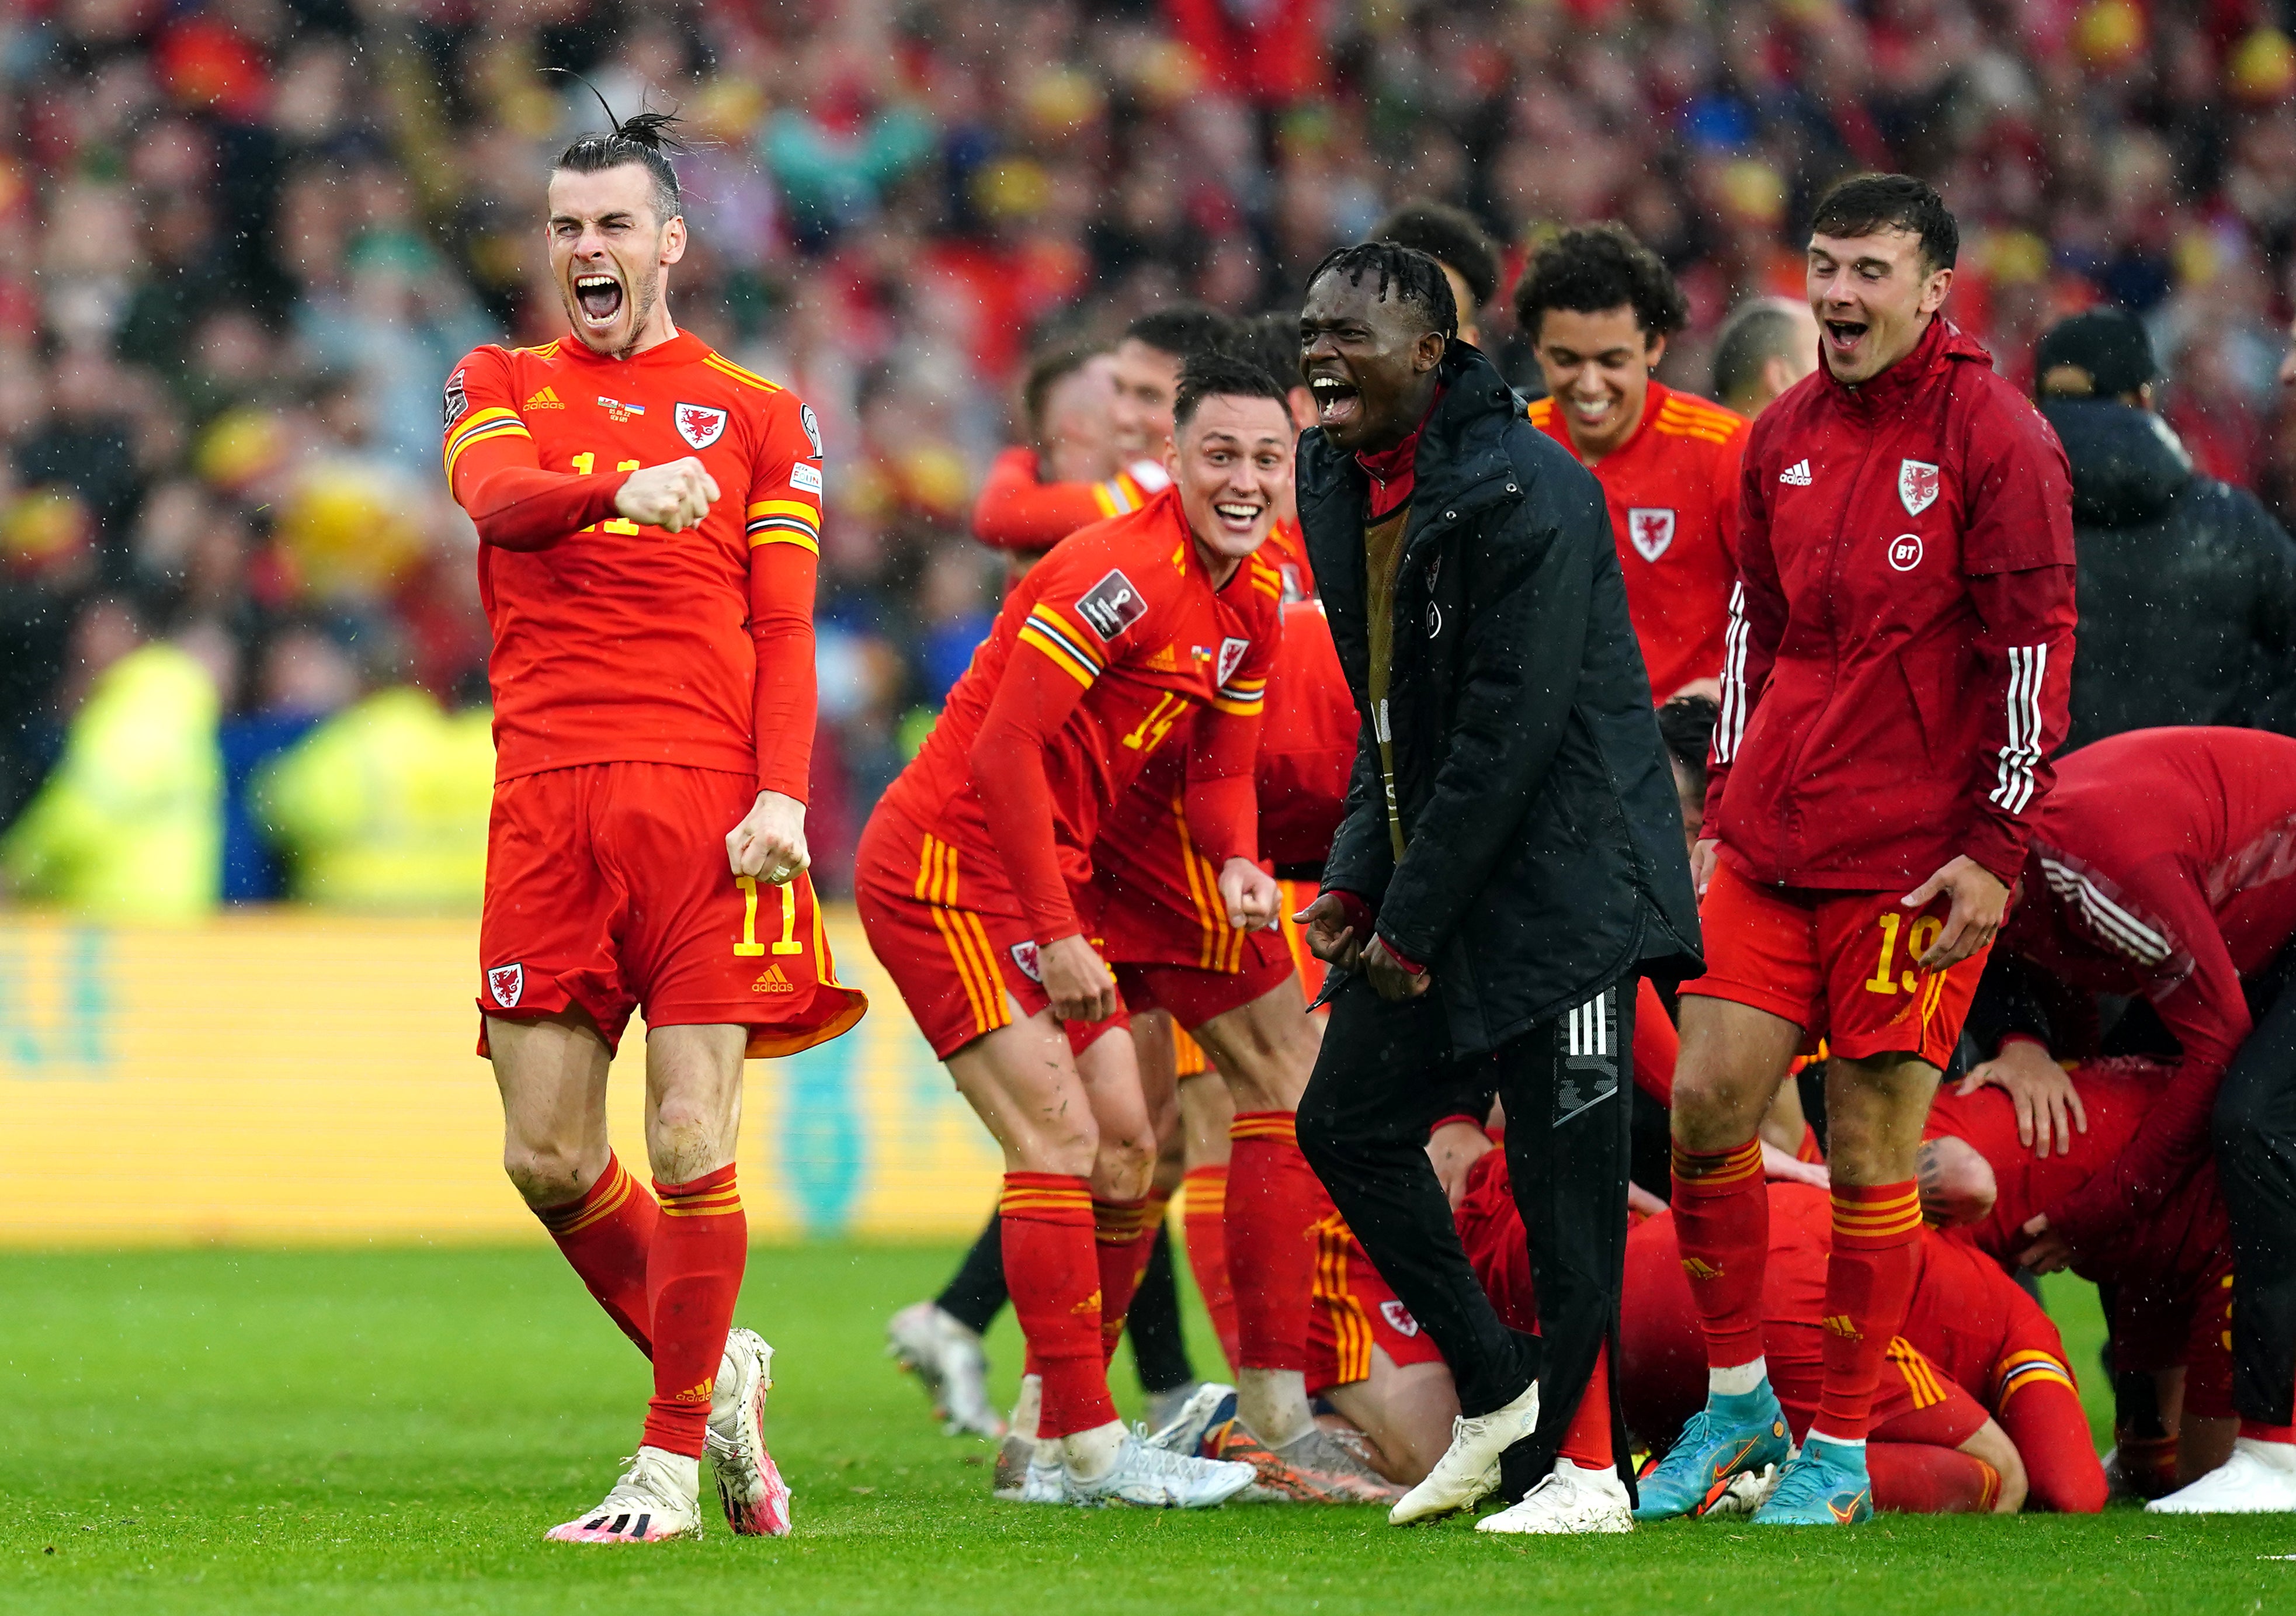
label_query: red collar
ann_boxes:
[1356,390,1443,519]
[554,328,708,368]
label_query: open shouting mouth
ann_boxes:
[1308,373,1360,428]
[574,271,624,328]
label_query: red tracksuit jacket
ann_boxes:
[1995,727,2296,1249]
[1708,317,2078,889]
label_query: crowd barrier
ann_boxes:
[0,907,1003,1244]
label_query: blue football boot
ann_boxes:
[1631,1382,1794,1520]
[1750,1433,1874,1525]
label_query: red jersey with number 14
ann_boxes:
[442,331,824,789]
[875,486,1284,926]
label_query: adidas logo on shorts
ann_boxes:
[751,966,794,994]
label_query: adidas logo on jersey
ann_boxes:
[1780,459,1813,486]
[751,966,794,994]
[524,386,564,409]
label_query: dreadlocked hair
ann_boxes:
[554,76,686,223]
[1306,242,1457,341]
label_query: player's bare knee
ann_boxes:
[1090,1129,1156,1201]
[1668,1056,1767,1152]
[503,1139,595,1209]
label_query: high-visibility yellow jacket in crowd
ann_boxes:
[255,686,493,911]
[1,643,221,918]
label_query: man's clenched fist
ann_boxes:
[727,790,809,885]
[615,457,720,532]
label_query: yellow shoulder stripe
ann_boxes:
[704,352,784,393]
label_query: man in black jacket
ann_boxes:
[1290,242,1702,1534]
[2034,308,2296,747]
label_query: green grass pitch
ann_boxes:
[5,1244,2294,1614]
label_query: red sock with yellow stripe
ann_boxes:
[1812,1181,1923,1440]
[1180,1166,1242,1371]
[1228,1111,1321,1372]
[1001,1173,1114,1438]
[1867,1444,2000,1513]
[641,1164,746,1458]
[533,1153,658,1357]
[1093,1192,1166,1361]
[1669,1138,1769,1369]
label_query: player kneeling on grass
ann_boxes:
[443,106,867,1544]
[855,351,1295,1508]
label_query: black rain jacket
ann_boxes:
[2044,398,2296,748]
[1300,343,1701,1055]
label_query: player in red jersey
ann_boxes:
[1647,175,2077,1525]
[970,306,1234,559]
[1920,1059,2235,1494]
[1457,1149,2096,1514]
[1946,726,2296,1511]
[1516,225,1749,705]
[856,351,1292,1508]
[441,112,866,1545]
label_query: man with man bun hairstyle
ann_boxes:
[442,105,865,1544]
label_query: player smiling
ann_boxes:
[855,350,1292,1508]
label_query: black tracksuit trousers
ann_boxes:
[1297,970,1634,1495]
[2218,949,2296,1427]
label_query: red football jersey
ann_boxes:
[1528,380,1746,703]
[875,486,1284,942]
[1923,1058,2229,1301]
[442,331,823,793]
[971,446,1170,553]
[1088,598,1356,969]
[1708,317,2077,889]
[1995,727,2296,1246]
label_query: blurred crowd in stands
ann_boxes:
[6,0,2296,915]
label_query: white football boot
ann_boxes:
[545,1447,704,1544]
[706,1328,792,1537]
[1476,1458,1635,1534]
[2146,1439,2296,1514]
[1390,1381,1540,1525]
[885,1301,1004,1438]
[1145,1382,1236,1458]
[1066,1431,1257,1508]
[1697,1459,1788,1518]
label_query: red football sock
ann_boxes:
[533,1153,659,1357]
[1812,1181,1923,1440]
[2241,1419,2296,1443]
[1669,1139,1769,1369]
[1999,1372,2107,1513]
[1093,1192,1164,1362]
[641,1164,746,1458]
[1867,1443,1999,1513]
[1002,1173,1113,1438]
[1181,1166,1242,1371]
[1557,1340,1614,1471]
[1227,1111,1321,1373]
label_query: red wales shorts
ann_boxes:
[478,762,866,1058]
[1305,1209,1446,1395]
[854,804,1125,1061]
[1680,858,1991,1067]
[1114,928,1295,1034]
